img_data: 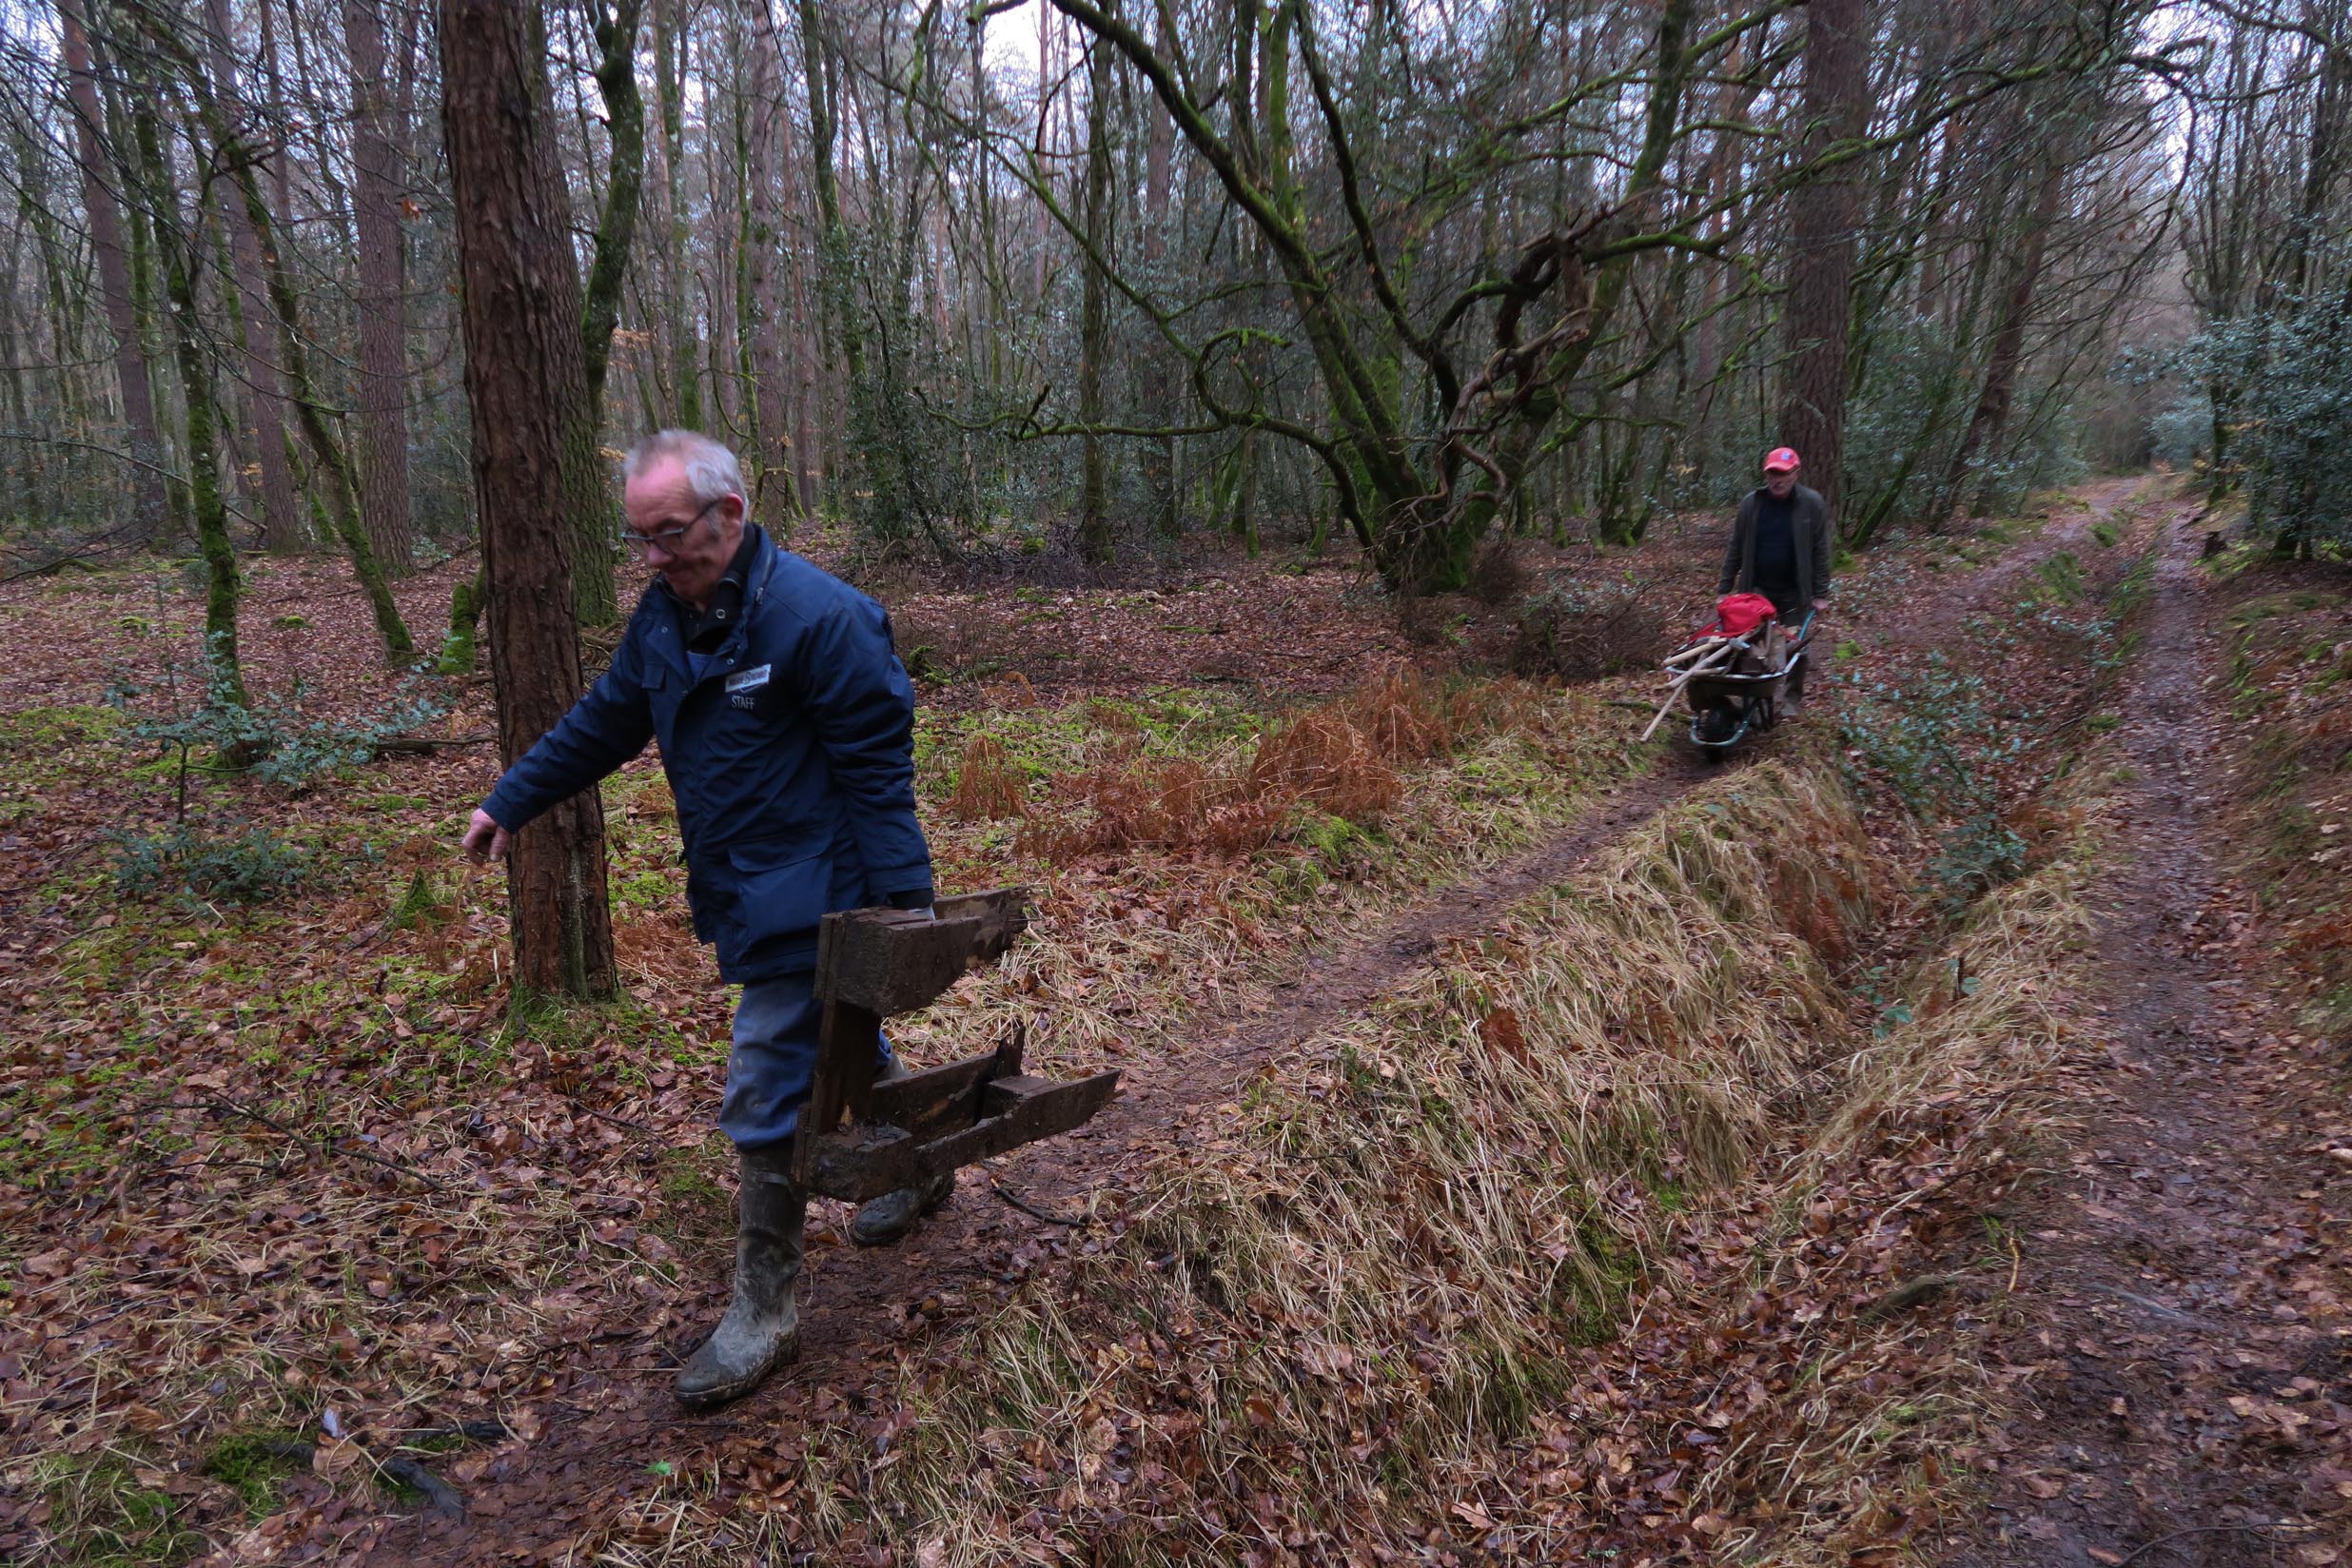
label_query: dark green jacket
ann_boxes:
[1716,482,1833,607]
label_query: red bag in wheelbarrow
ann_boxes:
[1714,592,1779,638]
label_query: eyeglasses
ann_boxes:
[618,499,721,557]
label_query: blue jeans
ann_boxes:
[720,974,897,1152]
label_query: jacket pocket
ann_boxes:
[724,834,831,949]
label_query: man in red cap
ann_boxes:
[1717,446,1831,712]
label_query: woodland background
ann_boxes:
[4,0,2343,627]
[6,4,2352,1563]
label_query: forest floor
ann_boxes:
[1,479,2345,1566]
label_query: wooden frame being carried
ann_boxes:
[789,888,1120,1202]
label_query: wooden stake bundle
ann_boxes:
[1663,635,1734,669]
[1640,639,1739,740]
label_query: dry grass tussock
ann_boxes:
[593,751,2131,1566]
[892,677,1643,1088]
[1021,667,1523,861]
[1695,774,2112,1566]
[946,733,1028,821]
[649,762,1880,1565]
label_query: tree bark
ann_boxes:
[573,0,646,624]
[1141,1,1178,538]
[794,0,863,383]
[741,0,798,535]
[1076,29,1115,563]
[129,72,244,711]
[189,95,412,658]
[202,0,303,553]
[343,0,415,575]
[441,0,617,1001]
[1775,0,1869,519]
[57,0,170,543]
[1950,148,2068,519]
[651,0,700,429]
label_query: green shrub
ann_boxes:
[111,823,329,906]
[2034,550,2086,604]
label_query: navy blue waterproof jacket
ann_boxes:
[480,532,933,983]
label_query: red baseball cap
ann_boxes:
[1763,447,1801,472]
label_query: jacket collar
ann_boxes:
[663,522,769,653]
[644,525,780,684]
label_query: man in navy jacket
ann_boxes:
[461,429,942,1408]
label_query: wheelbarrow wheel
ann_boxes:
[1685,703,1739,761]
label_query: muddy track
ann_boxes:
[358,485,2157,1565]
[1943,503,2348,1565]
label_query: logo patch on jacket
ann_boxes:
[726,664,772,709]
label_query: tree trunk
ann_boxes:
[344,0,415,575]
[742,0,798,535]
[573,0,646,624]
[203,0,304,553]
[652,0,700,429]
[198,118,413,658]
[1141,1,1178,539]
[441,0,618,1002]
[1076,30,1114,563]
[57,0,170,543]
[1775,0,1868,519]
[129,78,244,711]
[1950,150,2068,519]
[794,0,863,383]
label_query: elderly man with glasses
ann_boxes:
[460,429,942,1409]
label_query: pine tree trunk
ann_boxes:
[57,0,170,543]
[441,0,618,1002]
[573,0,646,625]
[344,0,415,576]
[1775,0,1868,520]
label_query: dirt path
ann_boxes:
[1943,504,2351,1566]
[352,485,2162,1565]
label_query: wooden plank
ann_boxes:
[858,1031,1026,1143]
[791,999,882,1186]
[803,1069,1121,1203]
[933,887,1029,952]
[815,887,1030,1017]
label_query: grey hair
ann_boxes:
[622,429,746,508]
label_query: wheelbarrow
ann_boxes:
[1643,608,1814,759]
[790,888,1120,1201]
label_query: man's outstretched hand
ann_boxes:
[461,807,512,862]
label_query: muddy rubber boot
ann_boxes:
[850,1168,954,1247]
[676,1146,804,1410]
[847,1056,954,1246]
